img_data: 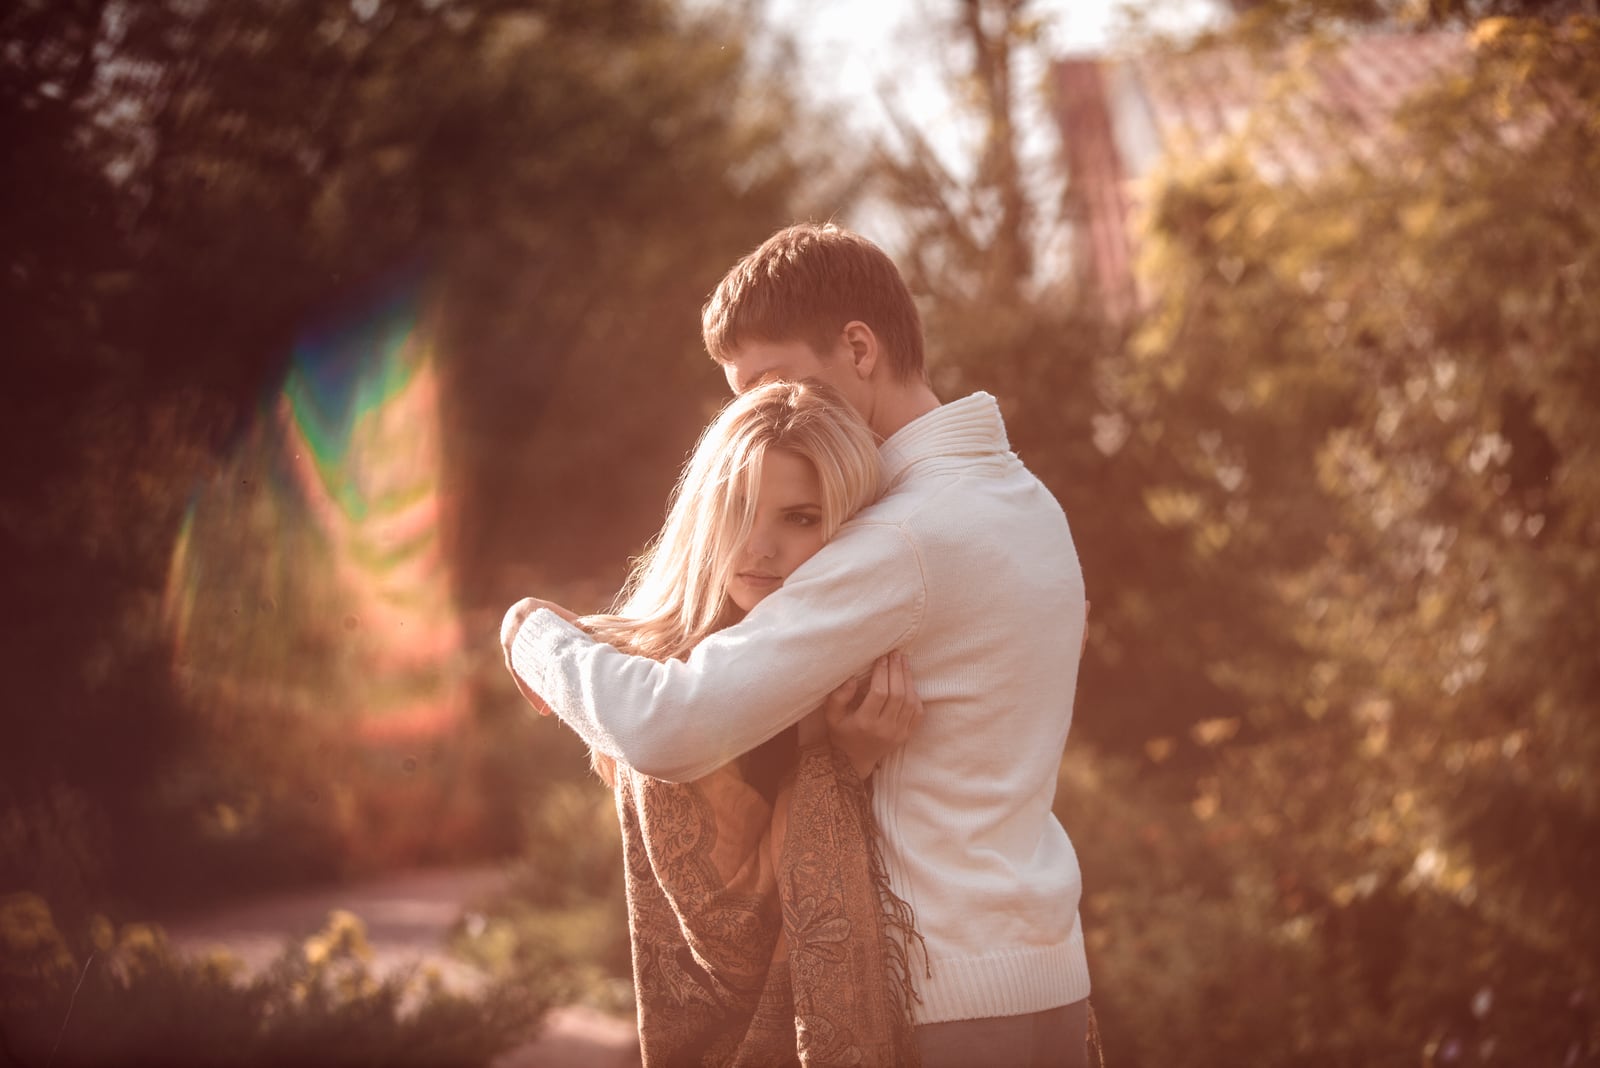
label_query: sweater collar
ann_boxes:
[878,392,1010,485]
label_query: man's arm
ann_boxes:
[505,521,925,782]
[500,597,582,715]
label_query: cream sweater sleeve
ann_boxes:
[508,521,925,782]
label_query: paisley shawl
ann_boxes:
[616,741,923,1067]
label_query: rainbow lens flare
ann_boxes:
[164,290,466,742]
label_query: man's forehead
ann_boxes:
[732,366,792,393]
[723,345,810,393]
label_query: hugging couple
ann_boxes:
[501,223,1095,1067]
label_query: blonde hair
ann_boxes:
[582,380,882,784]
[702,223,927,381]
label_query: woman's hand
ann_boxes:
[821,651,924,781]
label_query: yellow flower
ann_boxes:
[1471,17,1514,49]
[117,923,165,956]
[113,923,170,977]
[302,933,331,967]
[88,914,115,953]
[0,893,76,983]
[320,909,372,962]
[203,949,243,984]
[0,893,58,951]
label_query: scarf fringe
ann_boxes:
[1087,1000,1106,1067]
[841,756,928,1068]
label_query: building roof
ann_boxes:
[1052,30,1470,322]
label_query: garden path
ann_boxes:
[164,864,640,1068]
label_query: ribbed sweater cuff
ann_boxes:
[915,921,1091,1025]
[509,608,581,697]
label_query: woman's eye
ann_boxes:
[788,512,820,527]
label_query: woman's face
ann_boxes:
[726,448,827,614]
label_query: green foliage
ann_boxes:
[0,894,549,1067]
[451,886,635,1019]
[1060,14,1600,1065]
[3,0,829,915]
[881,3,1599,1063]
[452,728,635,1014]
[1211,0,1578,41]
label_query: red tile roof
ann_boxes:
[1053,30,1470,322]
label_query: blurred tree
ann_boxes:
[1218,0,1589,35]
[875,0,1280,758]
[881,0,1042,309]
[1,0,215,919]
[1,0,833,912]
[1086,13,1600,1063]
[879,0,1598,1061]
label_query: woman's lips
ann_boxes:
[738,572,781,587]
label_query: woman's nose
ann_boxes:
[746,528,776,559]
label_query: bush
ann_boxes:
[449,776,635,1016]
[0,893,551,1067]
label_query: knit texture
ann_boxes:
[512,392,1091,1023]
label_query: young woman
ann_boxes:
[579,379,924,1067]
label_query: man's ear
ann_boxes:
[839,320,879,380]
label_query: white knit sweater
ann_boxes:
[510,392,1090,1023]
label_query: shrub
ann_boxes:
[450,777,635,1016]
[0,894,550,1067]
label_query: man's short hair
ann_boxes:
[702,223,926,380]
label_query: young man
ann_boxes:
[503,223,1092,1066]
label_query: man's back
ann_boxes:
[511,218,1095,1062]
[507,395,1090,1028]
[847,393,1089,1024]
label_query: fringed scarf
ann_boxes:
[615,737,923,1067]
